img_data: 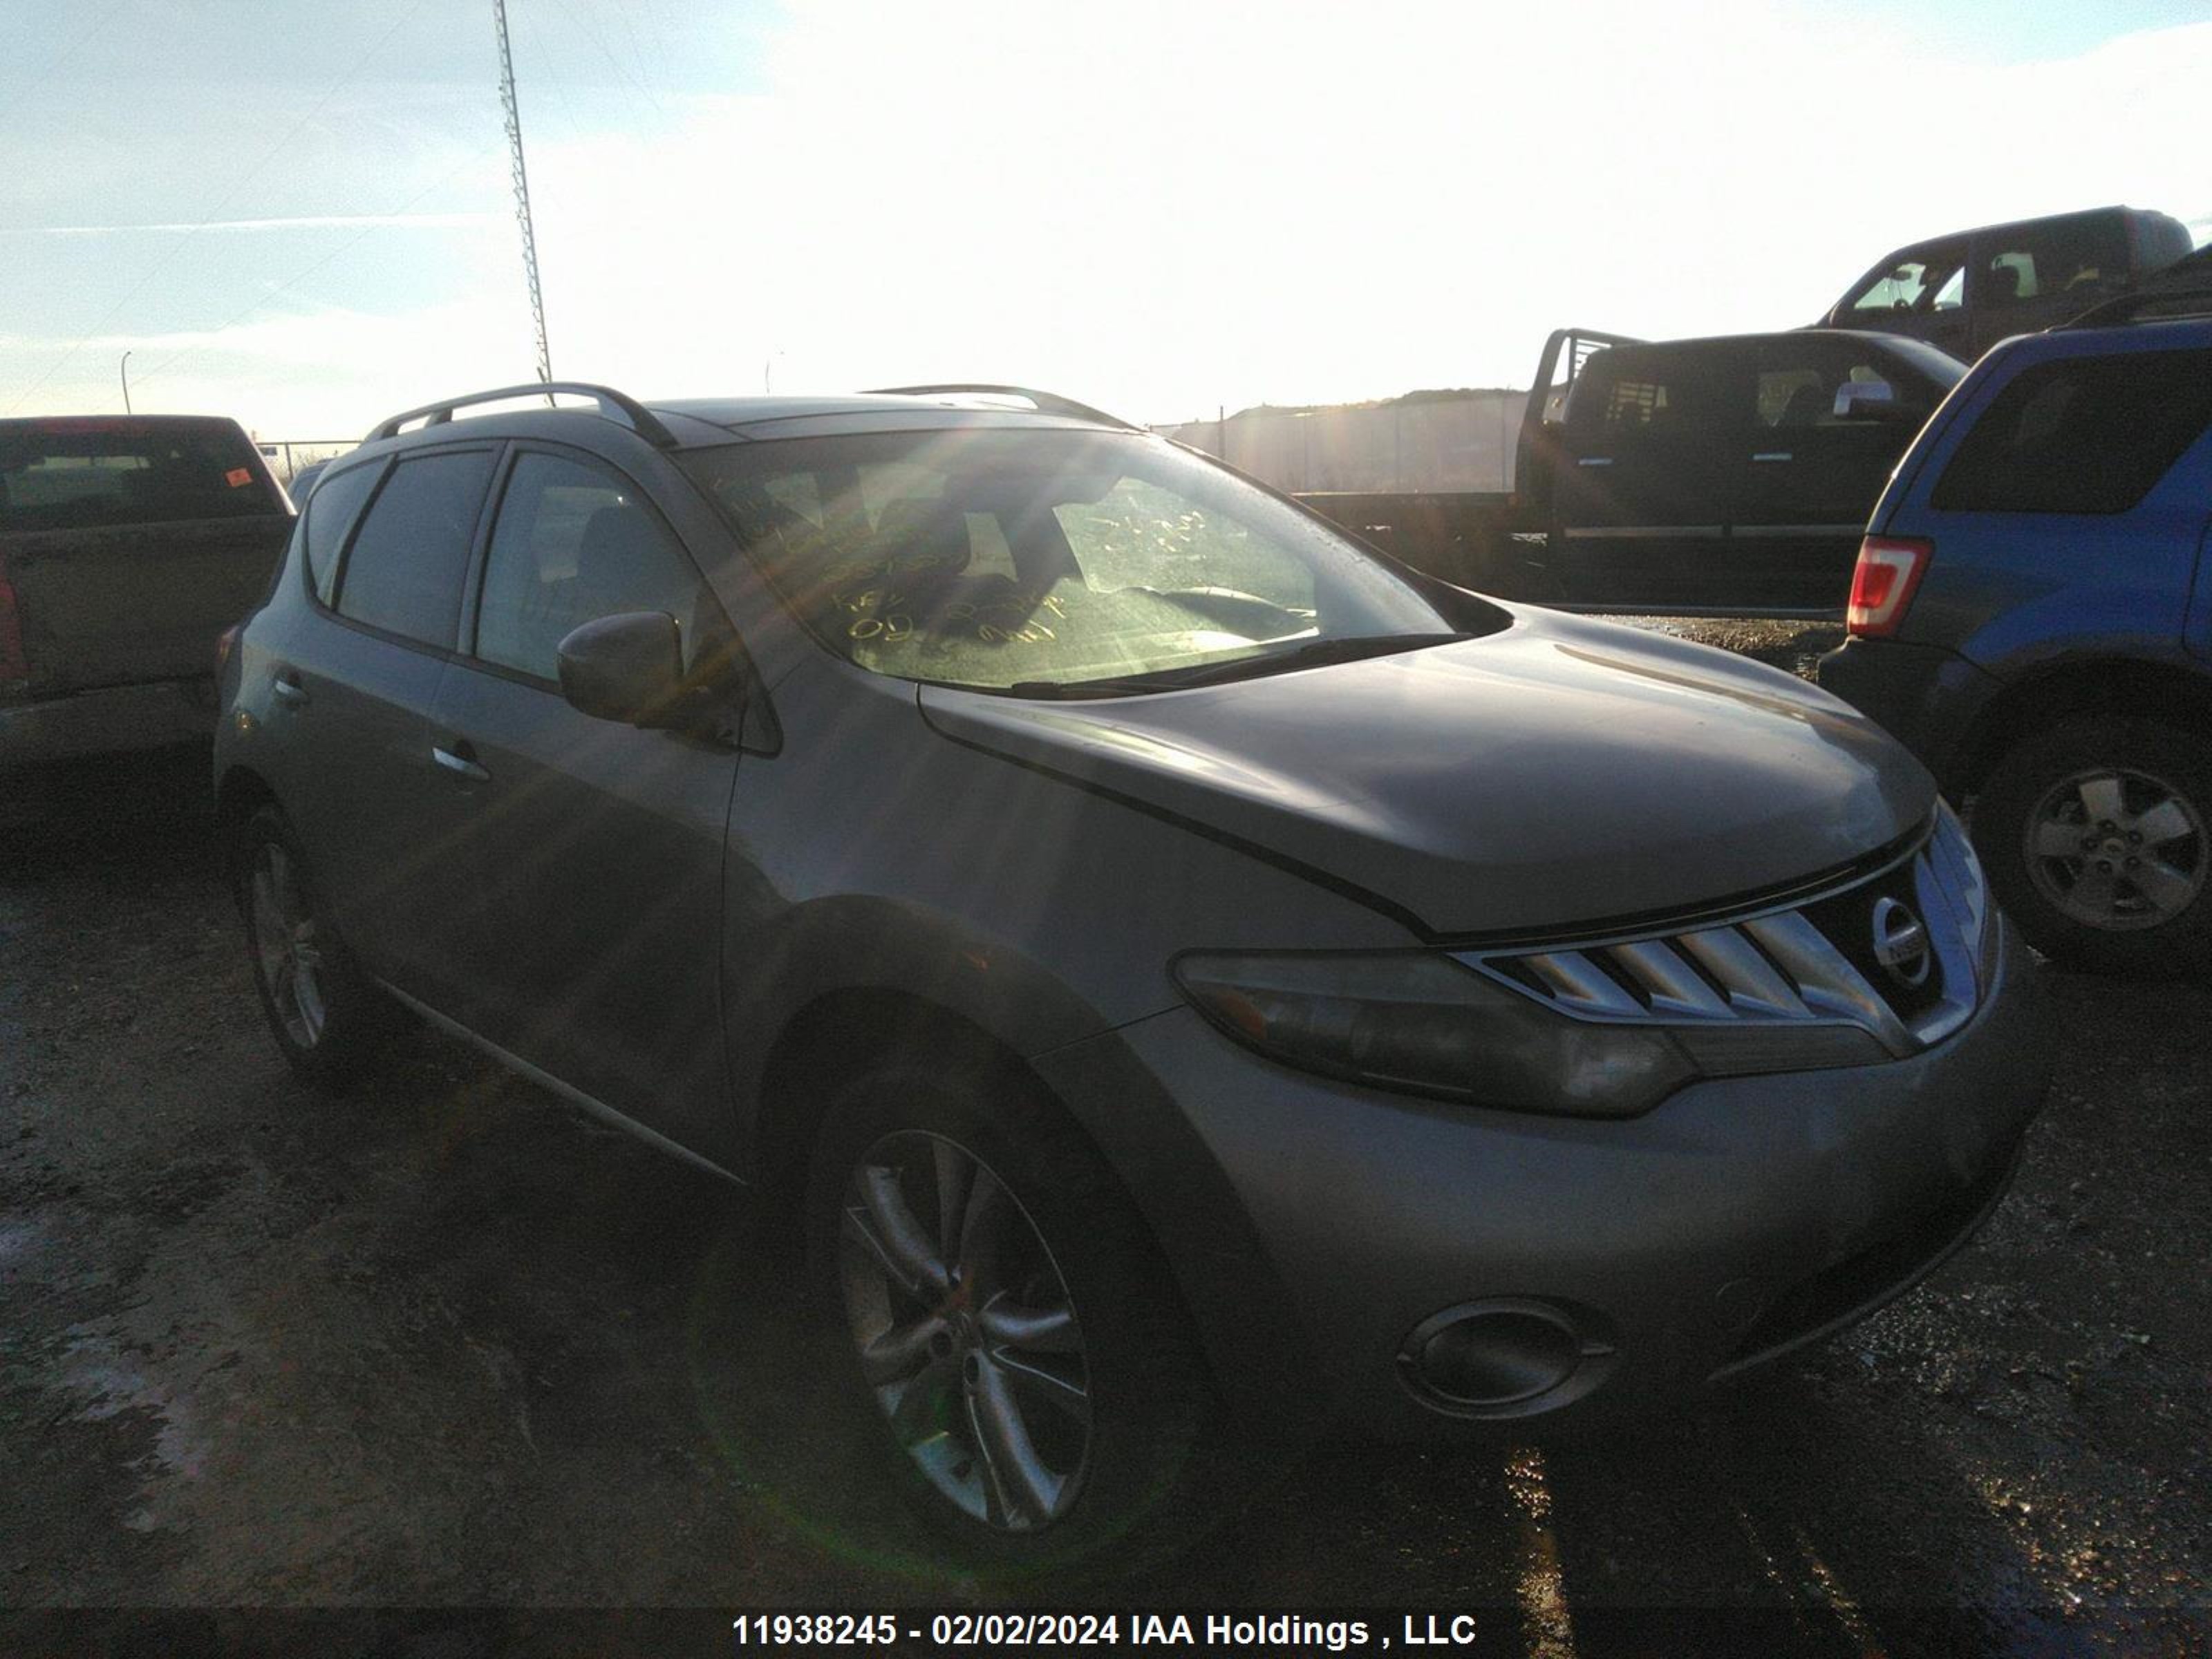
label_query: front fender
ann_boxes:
[722,889,1134,1163]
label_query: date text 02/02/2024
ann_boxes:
[729,1611,1483,1649]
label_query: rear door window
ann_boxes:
[1977,218,2128,311]
[1568,348,1727,444]
[473,451,705,682]
[332,448,496,648]
[1932,350,2212,515]
[1568,347,1744,448]
[0,421,285,532]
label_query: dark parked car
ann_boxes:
[1301,328,1962,615]
[1,415,292,766]
[1530,328,1963,612]
[215,380,2049,1561]
[1819,289,2212,976]
[1821,205,2194,362]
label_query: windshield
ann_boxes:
[678,428,1458,691]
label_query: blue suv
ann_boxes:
[1820,265,2212,976]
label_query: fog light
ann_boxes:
[1398,1300,1606,1413]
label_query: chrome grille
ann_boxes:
[1458,807,1994,1060]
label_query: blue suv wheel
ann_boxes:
[1974,718,2212,975]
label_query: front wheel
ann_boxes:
[1972,717,2211,977]
[804,1055,1212,1567]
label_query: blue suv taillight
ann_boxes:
[1846,536,1933,637]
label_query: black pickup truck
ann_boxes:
[1299,327,1965,615]
[1,415,293,767]
[1819,204,2195,361]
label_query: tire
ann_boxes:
[232,805,395,1089]
[803,1050,1214,1571]
[1971,716,2212,977]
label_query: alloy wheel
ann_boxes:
[836,1130,1090,1532]
[248,841,329,1049]
[2023,765,2206,931]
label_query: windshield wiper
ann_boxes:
[1004,632,1471,699]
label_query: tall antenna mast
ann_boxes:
[494,0,552,386]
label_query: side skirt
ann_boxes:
[373,978,747,1188]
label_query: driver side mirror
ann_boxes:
[1833,379,1903,420]
[556,610,687,727]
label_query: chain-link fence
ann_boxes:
[252,439,357,486]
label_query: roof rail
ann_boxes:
[367,382,678,447]
[865,384,1139,431]
[2059,284,2212,328]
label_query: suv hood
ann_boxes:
[917,609,1934,939]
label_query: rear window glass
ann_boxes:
[0,421,284,533]
[301,461,381,607]
[1931,350,2212,514]
[333,449,495,648]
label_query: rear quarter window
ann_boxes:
[300,461,381,606]
[0,421,285,532]
[1931,349,2212,514]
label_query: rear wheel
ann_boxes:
[804,1053,1212,1568]
[1973,717,2211,976]
[234,806,393,1088]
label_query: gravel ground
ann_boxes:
[1612,615,1847,680]
[3,624,2209,1656]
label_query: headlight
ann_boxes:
[1173,950,1886,1119]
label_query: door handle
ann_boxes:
[1751,451,1793,463]
[271,673,309,706]
[1576,456,1614,467]
[432,744,491,782]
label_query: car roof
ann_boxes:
[650,394,1125,443]
[1877,203,2170,252]
[1602,328,1953,359]
[0,413,247,435]
[2024,315,2212,355]
[354,383,1138,458]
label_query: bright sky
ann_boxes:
[4,0,2208,440]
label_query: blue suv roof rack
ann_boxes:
[368,382,678,448]
[2060,247,2212,328]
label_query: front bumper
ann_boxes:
[1042,917,2051,1439]
[0,676,220,767]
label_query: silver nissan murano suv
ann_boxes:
[214,382,2052,1564]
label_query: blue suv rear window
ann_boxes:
[1931,349,2212,514]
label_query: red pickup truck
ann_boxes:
[1,415,293,767]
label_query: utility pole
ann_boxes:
[120,350,133,415]
[494,0,552,388]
